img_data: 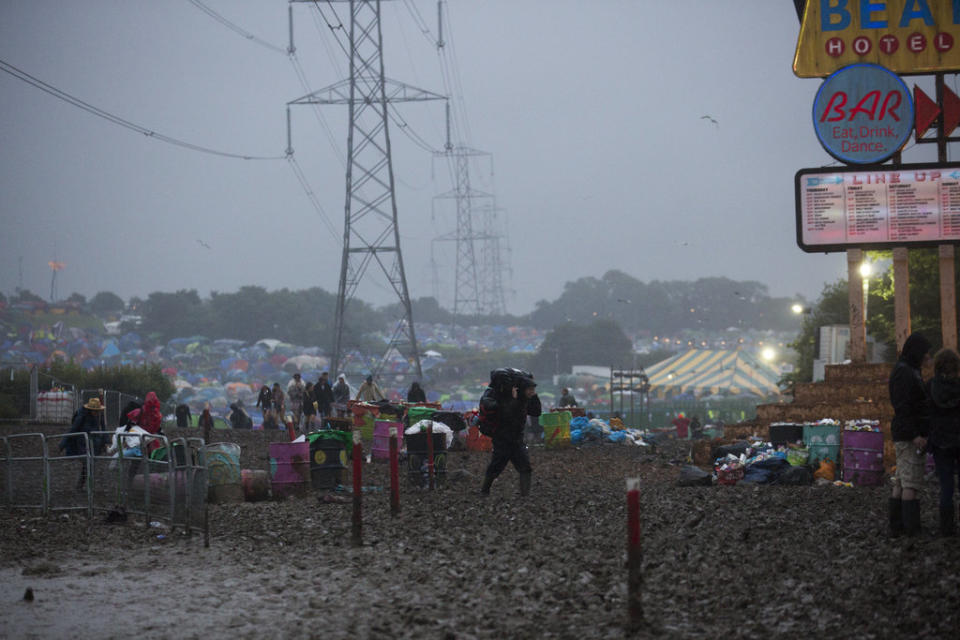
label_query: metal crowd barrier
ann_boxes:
[1,431,208,540]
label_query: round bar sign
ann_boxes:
[812,63,913,165]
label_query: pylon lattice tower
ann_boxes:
[289,0,444,378]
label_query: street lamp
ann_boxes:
[761,347,777,362]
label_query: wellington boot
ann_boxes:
[888,498,903,539]
[519,472,532,497]
[479,476,493,496]
[902,499,921,537]
[939,506,956,537]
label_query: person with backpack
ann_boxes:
[478,368,542,497]
[60,397,107,490]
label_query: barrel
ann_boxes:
[803,424,841,465]
[269,442,311,498]
[769,423,804,447]
[205,443,243,503]
[309,437,347,490]
[842,430,884,486]
[372,421,403,460]
[406,431,447,487]
[542,411,572,448]
[241,469,270,501]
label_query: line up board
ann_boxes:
[795,162,960,252]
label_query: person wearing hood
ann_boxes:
[135,391,164,455]
[479,370,542,497]
[332,374,351,417]
[407,381,426,403]
[925,348,960,536]
[888,332,932,537]
[314,372,335,422]
[355,375,386,402]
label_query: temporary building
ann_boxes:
[644,349,781,399]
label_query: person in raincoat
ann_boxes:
[407,381,426,403]
[287,373,306,432]
[314,372,335,422]
[272,383,286,426]
[60,397,107,490]
[332,374,351,416]
[479,369,541,497]
[256,385,273,426]
[134,391,164,455]
[355,375,385,402]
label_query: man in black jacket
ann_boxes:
[479,370,541,497]
[314,372,335,422]
[889,332,932,537]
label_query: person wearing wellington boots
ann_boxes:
[925,348,960,536]
[479,372,541,497]
[889,332,932,537]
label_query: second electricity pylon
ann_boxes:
[288,0,444,378]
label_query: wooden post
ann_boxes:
[626,477,642,627]
[389,426,400,516]
[426,422,435,491]
[893,247,911,353]
[351,430,362,547]
[847,249,866,362]
[940,245,958,352]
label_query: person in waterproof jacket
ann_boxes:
[60,397,107,490]
[135,391,164,456]
[314,372,335,422]
[889,332,932,537]
[256,385,272,424]
[479,369,542,497]
[925,348,960,536]
[407,381,426,403]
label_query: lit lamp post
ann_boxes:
[859,260,872,325]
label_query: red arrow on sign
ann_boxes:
[915,86,940,138]
[944,85,960,137]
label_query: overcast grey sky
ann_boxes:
[2,1,928,315]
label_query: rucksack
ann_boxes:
[477,387,499,437]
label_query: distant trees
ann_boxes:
[528,270,798,333]
[529,318,633,377]
[89,291,125,315]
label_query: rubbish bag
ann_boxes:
[776,464,814,485]
[677,465,713,487]
[742,456,791,484]
[712,441,750,460]
[813,458,836,482]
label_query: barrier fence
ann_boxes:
[1,431,208,538]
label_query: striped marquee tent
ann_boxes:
[644,349,781,399]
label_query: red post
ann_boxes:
[626,477,642,627]
[389,426,400,516]
[351,430,362,547]
[286,418,296,443]
[426,422,435,490]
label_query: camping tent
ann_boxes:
[644,349,781,399]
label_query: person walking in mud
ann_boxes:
[924,347,960,536]
[478,369,541,496]
[287,373,306,433]
[889,332,932,537]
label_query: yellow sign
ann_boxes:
[794,0,960,77]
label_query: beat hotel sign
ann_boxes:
[795,1,960,77]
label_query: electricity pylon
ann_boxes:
[288,0,444,378]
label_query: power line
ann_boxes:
[286,153,341,241]
[0,58,285,160]
[186,0,287,53]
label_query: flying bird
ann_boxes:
[700,115,719,128]
[197,239,212,250]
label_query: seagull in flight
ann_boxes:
[197,239,212,250]
[700,115,719,128]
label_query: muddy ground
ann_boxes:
[1,424,959,639]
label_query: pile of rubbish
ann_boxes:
[568,416,650,447]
